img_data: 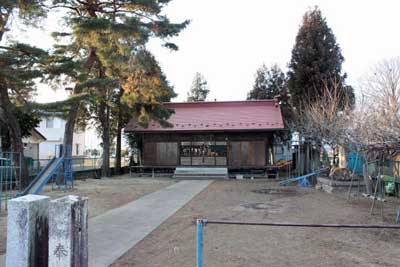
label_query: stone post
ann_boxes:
[48,195,88,267]
[6,194,50,267]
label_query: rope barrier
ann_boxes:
[196,218,400,267]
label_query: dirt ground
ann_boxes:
[0,175,175,255]
[112,180,400,267]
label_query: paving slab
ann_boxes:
[0,180,212,267]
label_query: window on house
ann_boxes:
[75,144,79,155]
[46,118,54,128]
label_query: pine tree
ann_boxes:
[247,64,287,100]
[116,50,175,173]
[50,0,188,176]
[0,108,41,151]
[287,7,354,111]
[187,72,209,102]
[122,50,176,126]
[0,43,48,186]
[0,0,48,186]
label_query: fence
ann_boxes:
[28,156,130,176]
[346,156,400,197]
[0,152,21,212]
[195,218,400,267]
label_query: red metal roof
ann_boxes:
[125,100,284,132]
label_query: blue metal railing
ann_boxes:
[28,156,128,176]
[0,152,21,211]
[196,219,204,267]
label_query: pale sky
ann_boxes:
[7,0,400,103]
[4,0,399,149]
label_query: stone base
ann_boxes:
[6,194,50,267]
[49,195,88,267]
[316,177,365,194]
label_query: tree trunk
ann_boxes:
[115,88,124,175]
[115,121,122,175]
[0,9,11,42]
[305,143,310,173]
[313,145,321,170]
[0,88,29,188]
[63,101,80,157]
[99,99,110,177]
[363,161,372,195]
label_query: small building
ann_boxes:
[23,129,47,160]
[36,117,86,158]
[125,100,284,170]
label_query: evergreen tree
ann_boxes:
[117,50,175,173]
[247,64,287,100]
[0,43,48,186]
[50,0,188,176]
[287,7,354,111]
[0,1,47,185]
[187,72,209,102]
[247,64,293,140]
[122,50,176,126]
[0,108,41,151]
[0,43,48,157]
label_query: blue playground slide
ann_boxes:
[20,145,74,195]
[21,156,66,195]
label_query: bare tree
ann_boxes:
[347,58,400,194]
[351,58,400,146]
[298,80,352,166]
[296,58,400,195]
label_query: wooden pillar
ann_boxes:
[363,162,372,195]
[305,143,310,173]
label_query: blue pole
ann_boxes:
[196,219,205,267]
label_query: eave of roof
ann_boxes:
[32,129,47,141]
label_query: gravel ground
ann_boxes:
[0,175,175,255]
[112,180,400,267]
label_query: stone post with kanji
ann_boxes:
[48,195,88,267]
[6,194,50,267]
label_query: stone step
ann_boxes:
[173,167,228,179]
[175,172,226,176]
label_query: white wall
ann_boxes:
[37,117,86,158]
[37,117,65,141]
[72,131,86,156]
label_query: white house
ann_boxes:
[36,117,86,159]
[22,129,47,160]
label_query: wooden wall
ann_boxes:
[143,142,178,166]
[140,132,273,167]
[228,141,266,167]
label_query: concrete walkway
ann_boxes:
[0,180,212,267]
[88,180,211,266]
